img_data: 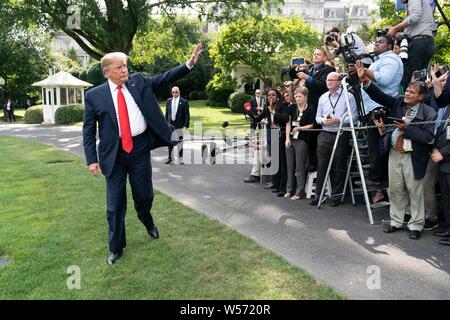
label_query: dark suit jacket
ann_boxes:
[364,82,436,179]
[250,97,263,113]
[304,64,336,110]
[83,63,191,178]
[165,96,190,129]
[434,106,450,173]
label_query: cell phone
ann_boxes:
[413,69,427,81]
[435,65,449,78]
[292,57,304,65]
[387,116,405,124]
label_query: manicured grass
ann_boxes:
[172,100,250,136]
[0,136,344,300]
[9,101,250,136]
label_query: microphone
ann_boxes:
[221,121,229,128]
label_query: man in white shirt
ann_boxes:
[83,44,202,265]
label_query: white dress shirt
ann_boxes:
[108,79,147,137]
[171,97,179,122]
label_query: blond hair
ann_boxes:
[100,52,128,76]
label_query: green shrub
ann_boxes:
[55,104,84,124]
[228,92,252,113]
[205,72,237,107]
[24,106,43,124]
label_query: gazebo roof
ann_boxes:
[32,71,93,88]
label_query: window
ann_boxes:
[60,88,67,105]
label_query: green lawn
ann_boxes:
[0,136,344,300]
[3,101,250,136]
[175,100,250,136]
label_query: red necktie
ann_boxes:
[117,86,133,153]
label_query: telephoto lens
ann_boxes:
[399,38,408,61]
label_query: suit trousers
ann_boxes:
[388,149,425,231]
[439,171,450,229]
[316,131,350,200]
[401,38,435,89]
[367,123,388,184]
[423,159,439,221]
[105,132,155,253]
[168,128,183,161]
[271,130,287,193]
[286,139,309,196]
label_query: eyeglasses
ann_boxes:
[172,91,179,93]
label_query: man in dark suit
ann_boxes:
[4,99,16,122]
[82,44,202,265]
[433,75,450,245]
[249,89,263,134]
[165,86,190,164]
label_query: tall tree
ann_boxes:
[23,0,283,60]
[0,1,54,103]
[209,16,322,86]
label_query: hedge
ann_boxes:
[228,92,252,113]
[55,104,84,124]
[24,106,43,124]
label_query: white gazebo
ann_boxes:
[32,71,92,124]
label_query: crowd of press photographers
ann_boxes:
[242,0,450,245]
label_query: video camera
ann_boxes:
[325,33,338,44]
[337,33,372,65]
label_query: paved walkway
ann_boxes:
[1,124,449,300]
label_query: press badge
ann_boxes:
[403,139,413,152]
[447,126,450,140]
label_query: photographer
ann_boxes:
[310,72,358,207]
[431,66,450,244]
[357,34,404,202]
[387,0,436,88]
[324,27,369,64]
[358,63,436,240]
[294,49,335,111]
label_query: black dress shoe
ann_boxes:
[439,238,450,246]
[433,230,450,238]
[409,230,421,240]
[330,198,340,207]
[107,250,123,265]
[164,159,172,164]
[383,225,402,233]
[243,175,259,183]
[277,192,285,197]
[310,197,319,206]
[148,226,159,239]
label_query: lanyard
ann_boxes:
[328,89,343,115]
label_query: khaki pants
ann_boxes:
[388,149,425,231]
